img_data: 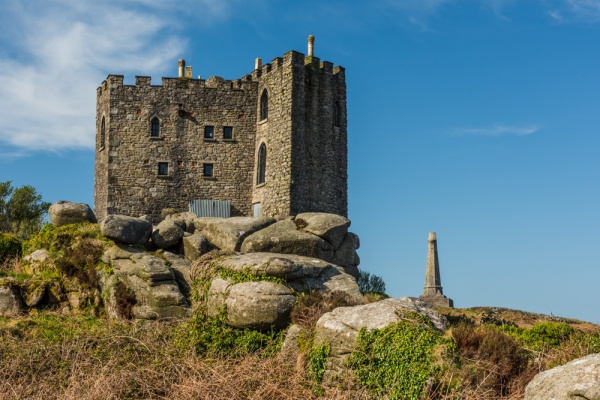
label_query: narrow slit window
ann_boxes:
[257,143,266,185]
[334,102,341,127]
[151,117,160,137]
[204,126,214,139]
[260,90,268,120]
[100,116,106,147]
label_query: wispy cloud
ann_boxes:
[546,0,600,22]
[453,124,540,137]
[0,0,233,153]
[381,0,452,27]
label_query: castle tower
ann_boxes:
[251,35,348,217]
[419,232,454,308]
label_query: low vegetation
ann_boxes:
[2,223,600,399]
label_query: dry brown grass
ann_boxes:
[0,313,360,400]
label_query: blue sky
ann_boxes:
[1,0,600,322]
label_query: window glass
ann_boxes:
[158,162,168,175]
[100,116,106,147]
[203,163,213,177]
[260,90,268,120]
[257,143,266,185]
[151,118,160,137]
[204,126,214,139]
[223,126,233,140]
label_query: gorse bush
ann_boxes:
[517,321,575,350]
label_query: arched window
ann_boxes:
[257,143,267,185]
[334,101,341,127]
[151,117,160,137]
[100,116,106,148]
[260,90,268,121]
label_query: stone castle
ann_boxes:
[94,36,347,222]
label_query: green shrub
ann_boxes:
[520,322,575,350]
[22,223,108,286]
[180,312,285,358]
[357,269,386,295]
[0,232,21,264]
[308,342,331,383]
[347,312,445,400]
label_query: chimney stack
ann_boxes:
[178,59,185,78]
[308,35,315,57]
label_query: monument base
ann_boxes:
[419,294,454,308]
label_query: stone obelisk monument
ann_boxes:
[419,232,453,308]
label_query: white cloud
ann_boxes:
[566,0,600,17]
[453,124,540,137]
[0,0,232,153]
[544,0,600,22]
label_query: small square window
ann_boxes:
[223,126,233,140]
[158,162,168,175]
[203,163,213,177]
[204,126,214,139]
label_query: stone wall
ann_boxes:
[94,41,348,222]
[94,75,258,222]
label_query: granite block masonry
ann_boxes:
[94,35,347,223]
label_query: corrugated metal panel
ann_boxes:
[189,200,231,218]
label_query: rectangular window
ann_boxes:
[204,126,214,139]
[158,162,169,176]
[223,126,233,140]
[203,163,213,177]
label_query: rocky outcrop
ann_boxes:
[102,244,190,319]
[194,252,362,330]
[101,215,152,245]
[295,212,350,249]
[151,220,185,249]
[49,201,97,227]
[240,220,334,261]
[525,353,600,400]
[0,284,22,315]
[207,278,296,330]
[198,216,275,251]
[165,212,198,233]
[313,297,446,380]
[331,232,360,278]
[181,232,208,261]
[211,252,362,304]
[22,249,51,275]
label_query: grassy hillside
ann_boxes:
[2,224,599,399]
[0,306,598,399]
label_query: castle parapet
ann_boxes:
[320,61,333,74]
[107,75,124,88]
[135,76,151,86]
